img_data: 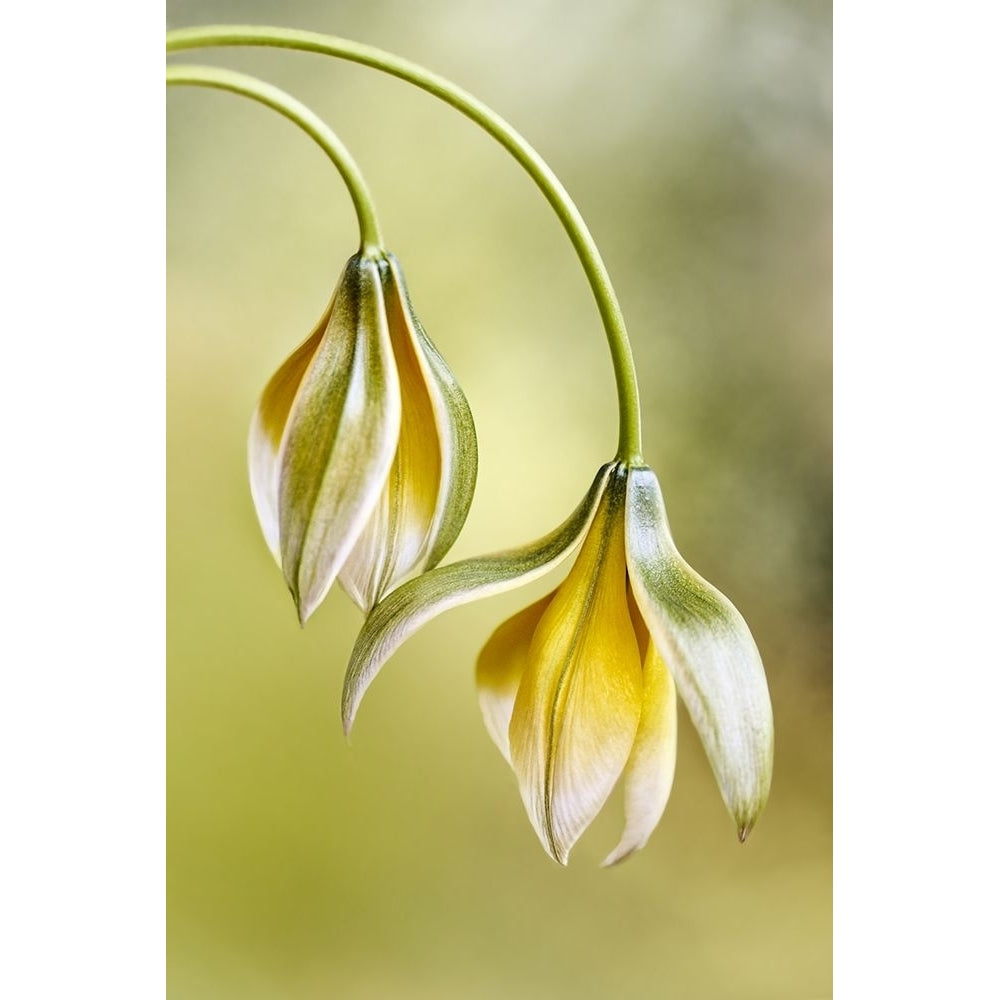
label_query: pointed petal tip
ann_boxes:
[602,828,652,867]
[601,845,637,868]
[290,574,333,627]
[292,592,312,628]
[285,584,308,627]
[737,821,752,844]
[539,830,569,867]
[341,699,358,739]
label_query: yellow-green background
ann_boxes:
[167,1,831,996]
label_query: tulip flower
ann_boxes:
[343,462,773,865]
[248,251,477,622]
[165,39,775,867]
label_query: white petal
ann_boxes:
[278,255,401,623]
[625,466,773,838]
[338,486,392,611]
[603,640,677,866]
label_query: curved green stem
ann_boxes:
[166,63,384,256]
[166,26,643,464]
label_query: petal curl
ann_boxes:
[625,466,773,839]
[509,469,643,865]
[342,464,614,734]
[278,255,401,623]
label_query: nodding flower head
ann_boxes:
[344,462,773,866]
[248,251,477,623]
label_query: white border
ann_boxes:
[4,1,999,995]
[0,4,164,996]
[836,1,999,992]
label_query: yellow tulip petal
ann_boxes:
[278,255,401,623]
[246,302,330,560]
[625,466,773,839]
[626,585,650,656]
[475,595,553,763]
[603,638,678,866]
[508,469,643,865]
[385,255,478,572]
[343,464,614,735]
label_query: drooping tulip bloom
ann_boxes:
[248,251,477,623]
[343,462,773,865]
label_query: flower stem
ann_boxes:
[165,63,384,256]
[165,26,644,464]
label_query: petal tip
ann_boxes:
[737,818,757,844]
[292,588,317,627]
[284,581,309,627]
[537,826,569,866]
[601,846,636,868]
[341,695,358,738]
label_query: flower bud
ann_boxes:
[248,252,477,622]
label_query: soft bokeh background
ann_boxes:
[167,1,831,997]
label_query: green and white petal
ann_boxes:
[625,466,774,839]
[383,255,478,572]
[509,471,643,865]
[475,595,552,763]
[247,302,331,560]
[603,640,677,867]
[336,262,439,610]
[338,255,478,612]
[278,255,401,624]
[343,463,614,734]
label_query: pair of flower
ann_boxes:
[250,249,774,865]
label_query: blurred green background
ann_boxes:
[167,1,831,997]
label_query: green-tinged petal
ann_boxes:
[384,256,478,571]
[279,255,401,623]
[337,277,439,609]
[625,466,774,839]
[475,595,552,764]
[603,638,677,866]
[509,469,643,865]
[343,463,614,734]
[339,254,475,611]
[247,302,331,560]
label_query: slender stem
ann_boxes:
[166,26,643,464]
[165,63,384,256]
